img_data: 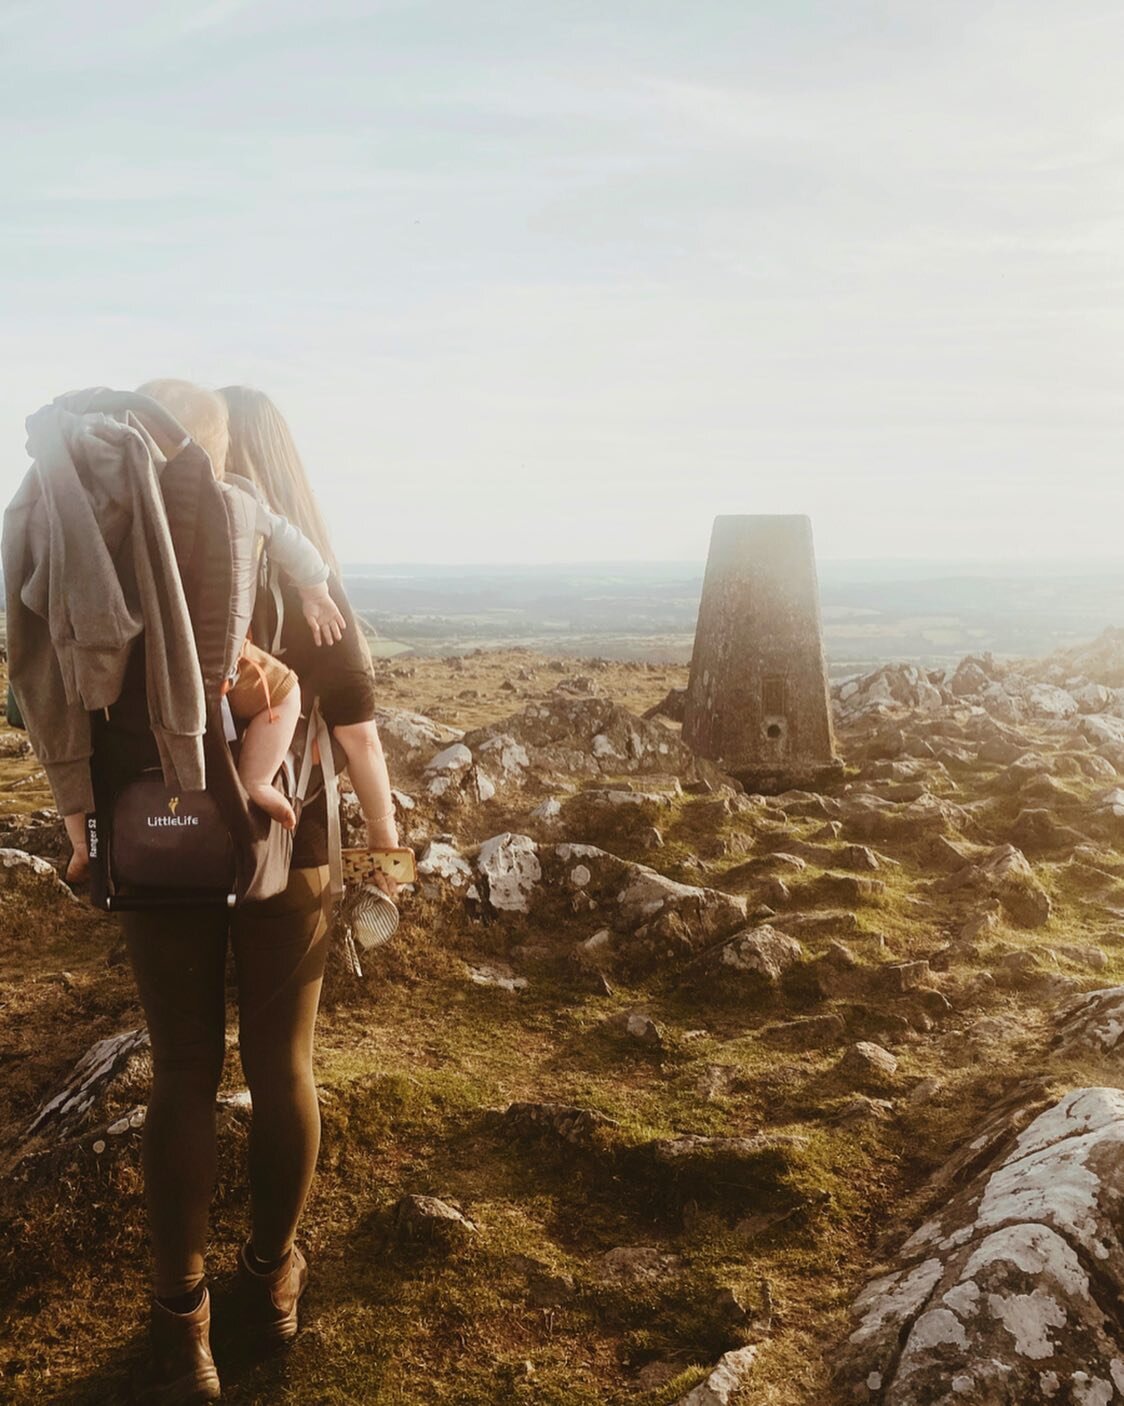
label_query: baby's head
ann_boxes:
[137,379,229,478]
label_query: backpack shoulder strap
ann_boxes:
[266,555,286,654]
[293,698,344,898]
[269,572,344,900]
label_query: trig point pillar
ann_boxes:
[682,514,842,794]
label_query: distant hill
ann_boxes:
[340,559,1124,673]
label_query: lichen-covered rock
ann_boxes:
[942,845,1052,929]
[949,659,993,697]
[7,1028,150,1170]
[0,812,67,862]
[461,696,723,784]
[979,845,1053,928]
[977,737,1028,766]
[473,732,531,777]
[1021,683,1078,719]
[566,786,677,812]
[0,847,78,903]
[465,962,527,992]
[1053,987,1124,1059]
[417,837,474,890]
[468,837,749,965]
[423,742,497,804]
[503,1100,620,1150]
[642,686,688,723]
[374,705,462,772]
[706,925,804,985]
[835,1087,1124,1403]
[1007,808,1087,856]
[672,1345,759,1405]
[475,833,542,911]
[547,842,748,948]
[1081,715,1124,749]
[834,664,945,720]
[838,1042,898,1085]
[839,793,969,844]
[391,1194,477,1246]
[600,1008,664,1047]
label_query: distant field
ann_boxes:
[342,560,1124,668]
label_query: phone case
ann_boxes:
[341,847,418,885]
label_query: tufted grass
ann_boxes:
[4,651,1124,1404]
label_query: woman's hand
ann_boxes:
[367,814,404,900]
[299,581,347,646]
[371,868,400,900]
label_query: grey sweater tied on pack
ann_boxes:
[3,390,333,818]
[5,399,207,815]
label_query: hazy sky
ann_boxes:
[2,1,1121,565]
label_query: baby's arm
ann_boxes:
[255,502,347,646]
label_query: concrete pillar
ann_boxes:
[682,514,841,793]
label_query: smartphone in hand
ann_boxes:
[341,847,418,885]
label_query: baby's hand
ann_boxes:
[299,581,347,646]
[63,813,90,885]
[66,845,90,885]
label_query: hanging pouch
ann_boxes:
[90,770,237,910]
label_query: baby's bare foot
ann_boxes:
[245,782,297,831]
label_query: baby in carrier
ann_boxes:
[64,381,345,880]
[142,380,346,830]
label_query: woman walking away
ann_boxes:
[9,382,403,1405]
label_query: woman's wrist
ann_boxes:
[366,815,399,848]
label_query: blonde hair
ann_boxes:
[137,378,229,478]
[219,386,338,574]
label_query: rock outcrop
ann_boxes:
[836,1088,1124,1404]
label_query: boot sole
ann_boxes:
[237,1251,308,1352]
[258,1271,308,1350]
[132,1366,222,1405]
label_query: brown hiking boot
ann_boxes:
[236,1242,308,1348]
[132,1288,221,1405]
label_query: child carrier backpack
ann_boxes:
[29,388,343,911]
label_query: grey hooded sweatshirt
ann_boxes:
[4,390,333,818]
[4,400,206,814]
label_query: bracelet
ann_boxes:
[367,807,396,825]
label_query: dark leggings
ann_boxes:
[122,867,331,1298]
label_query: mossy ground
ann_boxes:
[0,650,1120,1403]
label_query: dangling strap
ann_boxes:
[268,556,285,655]
[318,705,343,898]
[293,699,345,899]
[241,652,277,723]
[294,702,319,813]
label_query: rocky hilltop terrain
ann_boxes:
[7,635,1124,1402]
